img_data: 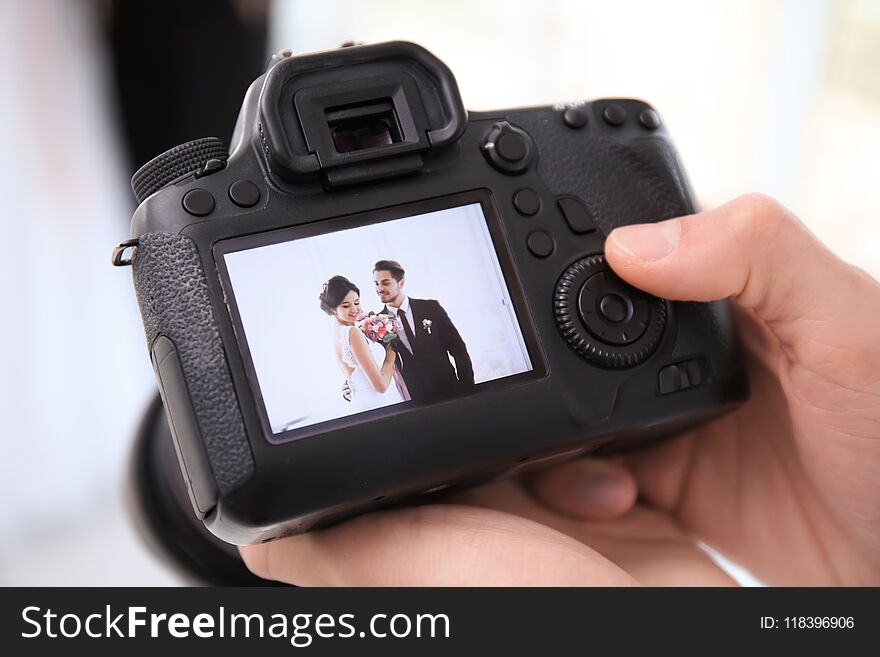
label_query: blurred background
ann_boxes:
[0,0,877,585]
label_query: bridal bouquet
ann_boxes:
[358,312,404,346]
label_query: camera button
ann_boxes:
[639,108,661,130]
[562,107,588,129]
[229,180,261,208]
[513,188,541,216]
[685,359,705,386]
[599,293,631,324]
[182,188,215,216]
[527,231,555,257]
[658,364,684,394]
[557,196,597,234]
[481,121,535,174]
[659,359,707,394]
[497,132,528,162]
[603,103,627,126]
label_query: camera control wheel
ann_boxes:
[131,137,228,204]
[554,254,667,368]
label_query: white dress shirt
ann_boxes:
[385,295,415,353]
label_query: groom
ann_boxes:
[373,259,474,402]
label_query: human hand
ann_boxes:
[594,193,880,585]
[242,194,880,586]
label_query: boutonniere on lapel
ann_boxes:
[422,319,433,335]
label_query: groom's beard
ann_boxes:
[379,291,401,306]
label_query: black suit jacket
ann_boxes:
[383,298,474,402]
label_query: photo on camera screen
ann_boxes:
[219,198,534,438]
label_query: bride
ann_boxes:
[319,275,406,412]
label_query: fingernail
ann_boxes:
[574,473,629,510]
[610,219,681,262]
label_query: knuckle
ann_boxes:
[730,193,787,236]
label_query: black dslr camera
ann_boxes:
[115,42,746,569]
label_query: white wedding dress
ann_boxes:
[339,325,405,412]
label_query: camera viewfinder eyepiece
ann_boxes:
[258,41,467,186]
[326,99,402,154]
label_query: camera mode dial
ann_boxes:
[131,137,228,205]
[554,254,666,368]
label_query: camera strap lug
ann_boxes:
[112,238,139,267]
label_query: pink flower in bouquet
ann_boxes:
[357,312,403,346]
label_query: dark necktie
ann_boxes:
[397,308,417,354]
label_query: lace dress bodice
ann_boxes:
[337,324,405,412]
[340,324,358,369]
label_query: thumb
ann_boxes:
[604,193,877,335]
[606,194,880,561]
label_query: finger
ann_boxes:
[605,193,878,338]
[606,192,880,440]
[443,481,736,586]
[607,195,880,571]
[527,458,637,521]
[239,504,637,587]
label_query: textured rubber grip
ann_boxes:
[132,232,254,495]
[131,137,228,204]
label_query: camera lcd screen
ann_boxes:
[218,195,534,439]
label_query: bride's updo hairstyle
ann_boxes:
[319,275,360,315]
